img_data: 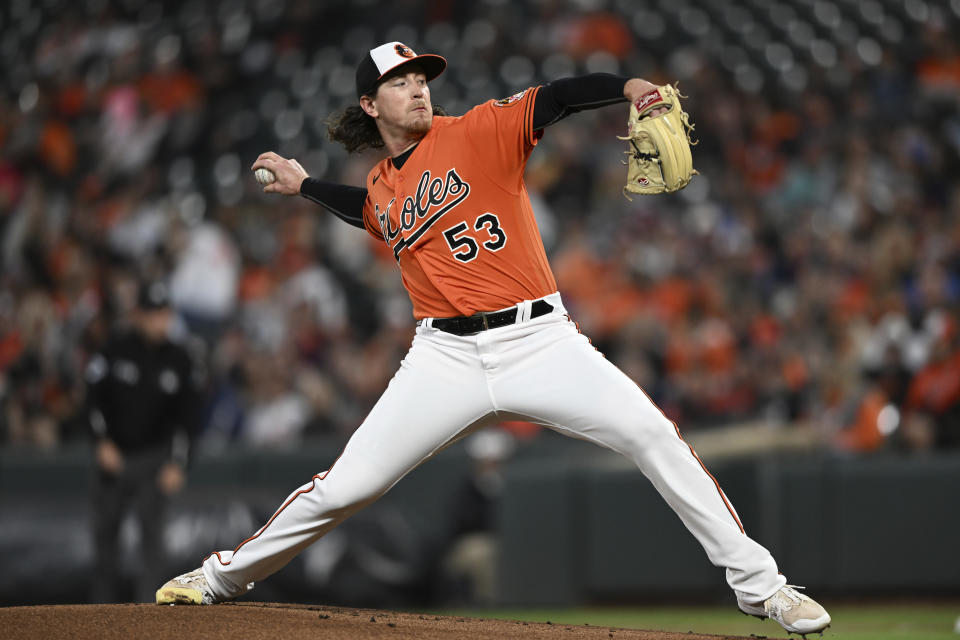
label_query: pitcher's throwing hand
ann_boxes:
[251,152,308,195]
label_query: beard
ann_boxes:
[404,109,433,136]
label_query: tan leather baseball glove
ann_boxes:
[618,84,698,198]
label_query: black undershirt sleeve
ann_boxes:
[531,72,629,130]
[299,177,367,230]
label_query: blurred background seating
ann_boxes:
[3,0,959,455]
[3,0,960,454]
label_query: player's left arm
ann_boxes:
[531,73,664,129]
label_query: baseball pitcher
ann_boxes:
[157,42,830,637]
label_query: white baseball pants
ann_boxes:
[202,292,786,603]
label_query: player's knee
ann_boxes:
[316,478,385,514]
[627,412,677,449]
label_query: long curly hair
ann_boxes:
[327,104,447,154]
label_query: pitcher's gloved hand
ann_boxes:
[618,84,698,199]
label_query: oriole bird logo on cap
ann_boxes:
[395,43,415,58]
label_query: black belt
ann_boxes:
[431,300,554,336]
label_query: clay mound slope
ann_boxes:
[0,602,759,640]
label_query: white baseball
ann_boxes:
[255,168,276,185]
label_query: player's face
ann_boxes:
[369,69,433,136]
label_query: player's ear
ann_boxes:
[359,95,378,119]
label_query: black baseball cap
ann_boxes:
[355,41,446,99]
[137,280,171,310]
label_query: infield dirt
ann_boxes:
[1,602,765,639]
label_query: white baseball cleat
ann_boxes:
[155,568,218,605]
[738,585,831,636]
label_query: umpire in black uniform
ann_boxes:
[85,280,203,603]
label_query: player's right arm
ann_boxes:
[300,178,367,230]
[252,151,367,230]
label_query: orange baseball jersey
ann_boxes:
[361,86,557,319]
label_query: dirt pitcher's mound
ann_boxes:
[1,602,762,640]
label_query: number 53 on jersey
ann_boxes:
[443,213,507,263]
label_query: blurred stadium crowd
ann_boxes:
[2,0,959,455]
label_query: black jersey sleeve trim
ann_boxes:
[299,178,368,231]
[532,73,629,130]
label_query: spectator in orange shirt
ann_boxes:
[902,325,960,451]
